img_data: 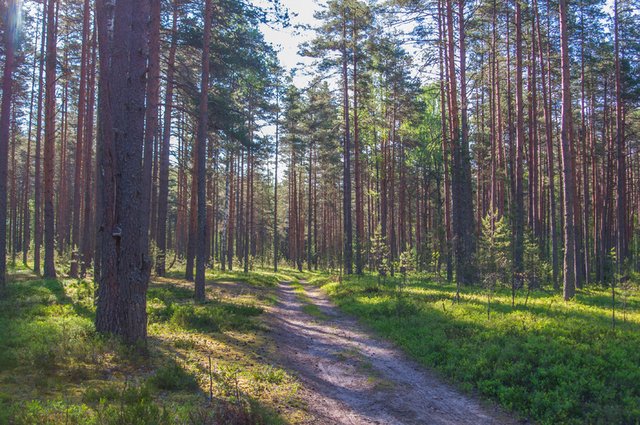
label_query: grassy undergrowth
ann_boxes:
[290,280,329,320]
[316,273,640,425]
[0,265,308,425]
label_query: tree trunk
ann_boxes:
[43,0,58,279]
[353,22,364,275]
[70,0,91,278]
[95,0,152,344]
[0,0,17,289]
[514,0,525,288]
[438,0,453,281]
[33,0,48,275]
[559,0,577,300]
[143,0,161,257]
[81,29,96,276]
[446,0,475,288]
[534,0,558,289]
[227,153,235,271]
[273,83,280,272]
[156,0,179,276]
[341,8,353,275]
[195,0,212,300]
[614,0,627,266]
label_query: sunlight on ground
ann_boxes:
[0,266,310,424]
[320,273,640,425]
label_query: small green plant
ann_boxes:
[215,364,243,400]
[83,383,122,403]
[370,225,390,284]
[252,365,287,385]
[94,384,172,425]
[478,211,512,318]
[171,304,223,332]
[398,249,416,286]
[148,360,199,391]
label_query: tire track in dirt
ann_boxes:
[266,281,522,425]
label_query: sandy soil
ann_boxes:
[265,281,523,425]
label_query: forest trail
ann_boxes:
[266,281,520,425]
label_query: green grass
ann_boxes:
[0,266,306,425]
[290,280,329,320]
[11,262,636,424]
[316,273,640,425]
[165,266,306,288]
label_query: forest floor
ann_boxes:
[266,279,518,424]
[2,265,639,424]
[0,265,310,424]
[318,272,640,425]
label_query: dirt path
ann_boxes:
[266,281,521,425]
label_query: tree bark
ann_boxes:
[341,8,353,275]
[81,29,96,276]
[273,83,280,272]
[0,0,17,289]
[156,0,179,276]
[43,0,58,279]
[195,0,212,300]
[534,0,559,289]
[70,0,91,278]
[143,0,161,256]
[514,0,525,288]
[614,0,627,265]
[95,0,152,344]
[446,0,475,288]
[559,0,577,300]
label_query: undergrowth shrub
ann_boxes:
[169,302,261,332]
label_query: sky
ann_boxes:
[257,0,323,87]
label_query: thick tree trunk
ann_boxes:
[186,152,197,281]
[446,0,475,289]
[95,0,152,344]
[30,0,51,275]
